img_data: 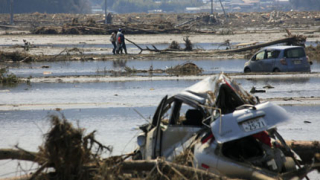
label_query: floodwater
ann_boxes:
[5,59,247,77]
[1,58,320,178]
[0,105,319,178]
[0,42,238,52]
[1,77,320,110]
[1,41,318,52]
[4,59,320,78]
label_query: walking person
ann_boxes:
[120,30,127,54]
[116,28,123,54]
[110,30,117,55]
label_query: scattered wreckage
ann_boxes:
[133,73,317,179]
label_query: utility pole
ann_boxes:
[105,0,107,24]
[10,0,14,25]
[210,0,213,14]
[218,0,228,22]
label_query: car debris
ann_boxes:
[133,73,316,179]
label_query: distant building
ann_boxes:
[186,7,202,13]
[148,9,163,13]
[92,5,103,14]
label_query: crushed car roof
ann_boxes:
[178,73,258,106]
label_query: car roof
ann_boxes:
[176,73,257,105]
[262,45,304,50]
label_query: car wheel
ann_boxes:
[273,68,280,72]
[244,68,251,73]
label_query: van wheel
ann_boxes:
[273,68,280,72]
[244,68,251,73]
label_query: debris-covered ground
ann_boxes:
[0,11,320,179]
[2,11,320,34]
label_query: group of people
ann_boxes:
[110,28,127,55]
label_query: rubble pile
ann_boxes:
[0,51,34,62]
[2,11,320,34]
[306,44,320,60]
[165,62,203,75]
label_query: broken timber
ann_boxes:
[126,38,180,54]
[218,35,306,53]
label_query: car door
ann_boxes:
[161,99,203,159]
[145,96,203,160]
[262,50,279,72]
[249,50,266,72]
[143,95,168,160]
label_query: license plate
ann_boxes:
[242,118,266,132]
[294,60,301,64]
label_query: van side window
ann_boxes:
[256,51,265,60]
[284,48,306,58]
[266,50,280,59]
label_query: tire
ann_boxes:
[273,68,280,72]
[244,68,251,73]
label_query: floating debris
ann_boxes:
[165,62,203,75]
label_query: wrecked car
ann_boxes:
[133,73,306,179]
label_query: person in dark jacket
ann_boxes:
[116,29,122,54]
[116,29,127,54]
[120,30,127,54]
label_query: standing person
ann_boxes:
[120,30,127,54]
[116,28,123,54]
[110,30,117,55]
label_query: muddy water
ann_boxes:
[1,75,320,177]
[0,105,319,177]
[237,77,320,99]
[1,41,318,53]
[5,59,320,78]
[1,77,320,110]
[6,59,247,77]
[0,42,239,52]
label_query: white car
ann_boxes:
[133,74,305,179]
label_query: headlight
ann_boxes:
[137,133,146,147]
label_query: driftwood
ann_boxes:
[286,140,320,164]
[218,35,307,53]
[125,38,182,54]
[0,141,318,165]
[119,159,244,180]
[126,37,194,54]
[0,145,319,180]
[0,148,37,162]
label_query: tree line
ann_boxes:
[0,0,319,14]
[0,0,203,14]
[110,0,203,13]
[0,0,91,14]
[289,0,320,11]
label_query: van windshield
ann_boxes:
[284,48,306,58]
